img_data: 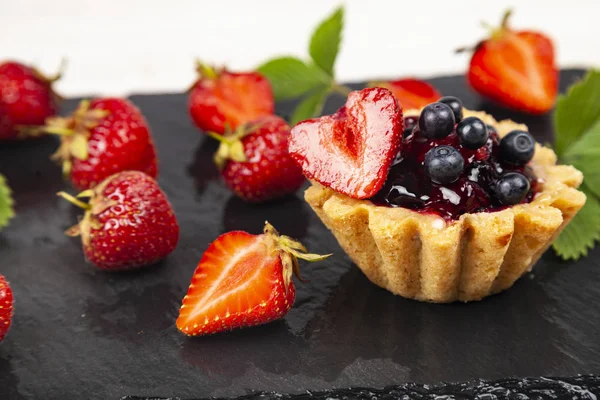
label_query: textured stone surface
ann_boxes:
[0,70,598,399]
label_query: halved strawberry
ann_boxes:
[188,63,275,135]
[176,222,329,336]
[288,87,403,199]
[464,10,558,114]
[0,274,13,342]
[371,78,441,110]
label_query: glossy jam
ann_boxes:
[370,124,538,220]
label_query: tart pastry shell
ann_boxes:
[305,110,586,302]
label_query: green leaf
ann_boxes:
[0,174,15,230]
[562,118,600,198]
[257,57,330,101]
[553,185,600,260]
[554,69,600,157]
[309,6,344,77]
[290,86,330,125]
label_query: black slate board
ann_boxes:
[1,69,599,400]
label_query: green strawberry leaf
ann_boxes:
[309,6,344,77]
[554,69,600,157]
[290,86,330,126]
[553,185,600,260]
[257,57,330,101]
[562,118,600,198]
[551,69,600,261]
[0,174,15,230]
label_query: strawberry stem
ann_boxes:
[206,131,233,144]
[480,8,513,39]
[196,60,218,80]
[57,191,92,210]
[47,58,67,83]
[500,9,513,29]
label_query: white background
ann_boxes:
[2,0,597,97]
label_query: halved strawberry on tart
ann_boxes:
[289,87,586,303]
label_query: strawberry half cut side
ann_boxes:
[176,222,330,336]
[188,62,275,135]
[463,10,558,114]
[371,78,441,110]
[289,87,403,199]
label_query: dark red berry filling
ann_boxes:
[370,123,539,220]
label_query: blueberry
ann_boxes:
[500,130,535,165]
[438,96,463,122]
[457,117,489,149]
[494,172,530,205]
[424,145,464,184]
[403,115,418,137]
[418,102,455,139]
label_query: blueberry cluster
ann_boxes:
[372,96,539,219]
[415,97,535,206]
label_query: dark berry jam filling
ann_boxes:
[370,121,539,221]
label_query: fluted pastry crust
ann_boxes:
[305,109,586,302]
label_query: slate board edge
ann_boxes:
[121,374,600,400]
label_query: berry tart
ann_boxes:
[289,88,586,302]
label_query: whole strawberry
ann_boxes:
[0,274,13,342]
[212,115,305,202]
[188,63,274,135]
[58,171,179,270]
[177,222,329,336]
[371,78,441,110]
[0,61,61,140]
[34,98,158,190]
[463,10,557,114]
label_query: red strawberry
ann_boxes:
[58,171,179,270]
[0,61,61,140]
[371,78,441,110]
[464,10,557,114]
[0,274,13,341]
[176,222,329,336]
[289,87,403,199]
[30,98,158,190]
[188,63,274,135]
[212,115,305,202]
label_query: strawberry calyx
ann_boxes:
[187,60,222,92]
[208,120,266,169]
[57,176,118,247]
[482,9,513,40]
[21,100,109,175]
[456,9,514,53]
[262,221,331,293]
[195,60,220,80]
[209,127,248,169]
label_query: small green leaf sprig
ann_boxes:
[257,6,350,125]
